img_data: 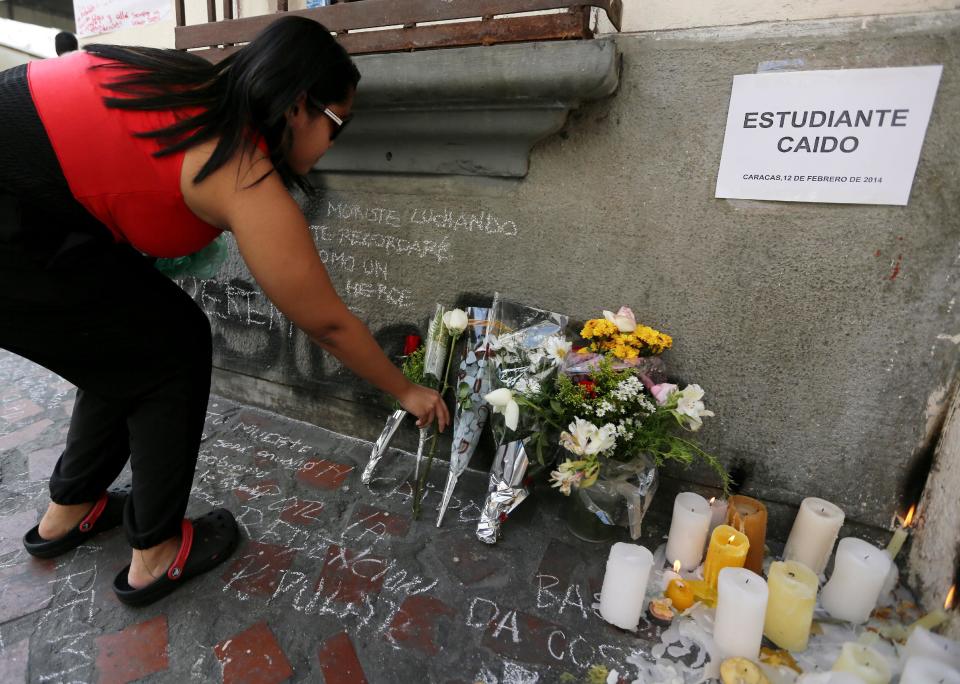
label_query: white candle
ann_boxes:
[902,627,960,671]
[796,673,864,684]
[714,567,769,660]
[901,656,960,684]
[599,543,654,630]
[708,496,729,536]
[832,643,891,684]
[880,555,899,597]
[821,537,891,624]
[783,497,845,575]
[665,492,712,571]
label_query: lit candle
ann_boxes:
[900,656,960,684]
[714,567,769,660]
[661,559,683,591]
[665,492,712,571]
[763,560,818,652]
[885,504,916,560]
[726,494,768,574]
[704,524,750,589]
[598,543,654,630]
[708,496,729,536]
[783,497,845,576]
[666,578,695,612]
[820,537,890,624]
[902,626,960,671]
[831,643,891,684]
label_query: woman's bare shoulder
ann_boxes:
[181,138,281,230]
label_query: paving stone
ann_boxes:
[214,621,293,684]
[94,615,169,684]
[317,632,369,684]
[536,538,583,588]
[481,610,570,668]
[348,503,410,539]
[0,419,54,452]
[234,479,281,503]
[0,637,29,683]
[317,545,385,605]
[27,445,62,482]
[439,535,504,586]
[278,497,326,527]
[222,541,297,596]
[0,399,43,424]
[0,563,54,624]
[296,458,355,491]
[387,595,455,655]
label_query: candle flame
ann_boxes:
[946,585,956,611]
[728,534,737,544]
[673,560,681,573]
[903,504,916,528]
[709,496,717,504]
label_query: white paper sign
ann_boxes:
[73,0,170,38]
[715,66,942,205]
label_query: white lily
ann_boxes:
[560,418,597,456]
[673,384,715,431]
[442,308,468,335]
[484,387,519,431]
[559,417,599,456]
[544,336,572,365]
[549,462,582,495]
[585,423,617,455]
[603,306,637,333]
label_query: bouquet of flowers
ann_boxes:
[476,296,569,543]
[361,305,452,501]
[546,306,730,539]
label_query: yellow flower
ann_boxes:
[581,318,618,340]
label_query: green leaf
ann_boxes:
[458,382,471,399]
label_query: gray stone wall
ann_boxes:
[187,10,960,533]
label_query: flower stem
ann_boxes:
[412,331,461,519]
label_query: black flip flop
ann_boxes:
[22,485,130,559]
[112,508,239,607]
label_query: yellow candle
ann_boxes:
[666,578,695,611]
[704,524,750,588]
[763,561,818,652]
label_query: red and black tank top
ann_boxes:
[28,51,221,258]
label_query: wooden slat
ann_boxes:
[339,10,591,54]
[176,0,621,50]
[277,0,288,10]
[188,10,591,61]
[223,0,233,21]
[175,0,185,27]
[207,0,216,22]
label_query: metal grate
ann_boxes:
[175,0,622,60]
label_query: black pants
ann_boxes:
[0,64,212,549]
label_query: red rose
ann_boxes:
[403,335,422,355]
[578,379,597,398]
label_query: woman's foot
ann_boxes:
[37,501,96,541]
[128,537,182,589]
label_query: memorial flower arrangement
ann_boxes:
[545,306,729,496]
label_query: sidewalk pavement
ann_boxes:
[0,349,680,684]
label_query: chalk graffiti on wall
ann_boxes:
[177,198,522,396]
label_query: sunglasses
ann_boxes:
[321,107,352,141]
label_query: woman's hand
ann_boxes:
[398,382,450,432]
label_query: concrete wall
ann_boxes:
[185,10,960,536]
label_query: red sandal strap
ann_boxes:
[167,519,194,581]
[78,493,109,533]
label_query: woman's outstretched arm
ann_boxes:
[191,154,449,431]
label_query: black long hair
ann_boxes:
[84,16,360,192]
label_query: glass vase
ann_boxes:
[562,453,659,543]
